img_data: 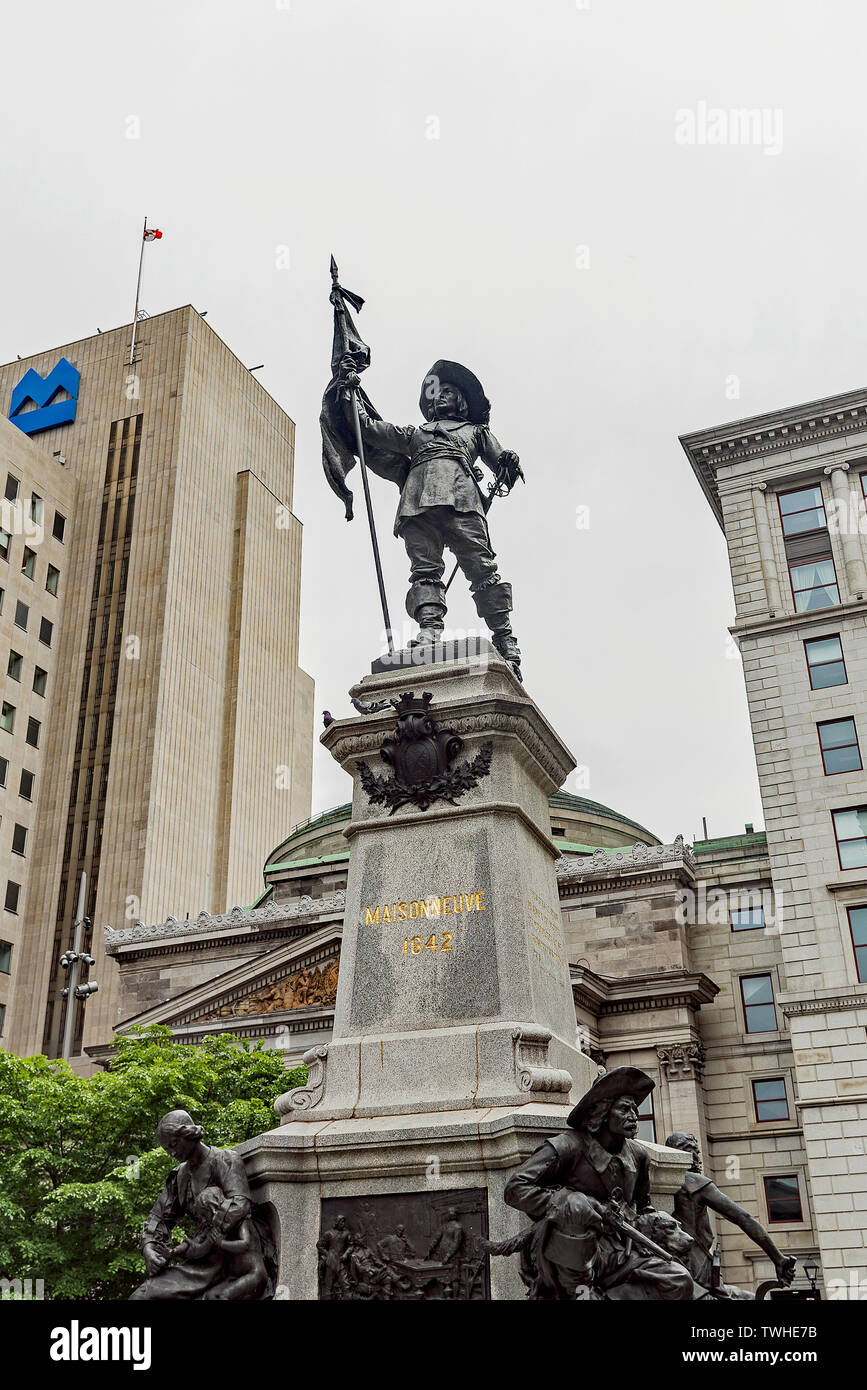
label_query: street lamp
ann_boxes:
[58,872,97,1061]
[803,1258,820,1293]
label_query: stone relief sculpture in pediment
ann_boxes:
[201,956,340,1020]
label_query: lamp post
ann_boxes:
[803,1258,820,1295]
[58,872,97,1062]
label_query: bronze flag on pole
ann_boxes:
[320,260,409,522]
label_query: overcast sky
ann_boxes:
[4,0,865,846]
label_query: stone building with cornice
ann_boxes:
[89,383,867,1300]
[96,791,818,1295]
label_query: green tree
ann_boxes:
[0,1026,304,1300]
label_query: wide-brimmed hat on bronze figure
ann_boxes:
[420,360,491,426]
[567,1066,654,1131]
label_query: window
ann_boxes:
[0,532,8,564]
[46,564,59,596]
[552,827,566,838]
[0,940,11,973]
[740,973,777,1033]
[0,757,7,787]
[732,903,765,931]
[779,485,827,537]
[25,717,40,749]
[789,556,840,612]
[52,511,66,543]
[39,617,53,647]
[32,667,46,698]
[833,807,867,870]
[21,547,36,580]
[818,719,862,775]
[6,651,21,682]
[4,881,19,912]
[0,703,15,734]
[763,1174,803,1224]
[636,1091,655,1142]
[0,1004,4,1035]
[4,475,19,504]
[753,1077,789,1123]
[848,907,867,983]
[11,824,26,856]
[805,634,847,689]
[30,493,43,527]
[18,769,33,800]
[13,601,28,632]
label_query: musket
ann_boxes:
[330,256,395,656]
[443,460,525,595]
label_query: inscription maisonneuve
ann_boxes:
[363,890,488,958]
[364,891,487,924]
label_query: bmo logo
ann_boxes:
[9,357,80,436]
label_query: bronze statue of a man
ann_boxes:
[501,1068,695,1299]
[665,1131,797,1295]
[340,359,524,679]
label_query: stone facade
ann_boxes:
[683,393,867,1295]
[101,792,824,1293]
[0,419,76,1051]
[0,310,313,1059]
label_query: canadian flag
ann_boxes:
[143,228,163,241]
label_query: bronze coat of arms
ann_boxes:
[357,692,493,814]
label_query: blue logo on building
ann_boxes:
[8,358,80,436]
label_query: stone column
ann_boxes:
[750,483,784,615]
[824,462,867,599]
[656,1041,709,1154]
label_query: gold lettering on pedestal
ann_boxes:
[362,890,488,955]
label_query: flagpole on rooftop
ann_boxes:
[129,216,148,367]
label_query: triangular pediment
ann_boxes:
[114,923,341,1034]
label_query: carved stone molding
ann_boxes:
[327,701,572,793]
[511,1025,573,1097]
[656,1041,706,1081]
[556,836,696,883]
[781,994,867,1018]
[104,891,346,953]
[275,1045,329,1115]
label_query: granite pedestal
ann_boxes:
[239,648,606,1298]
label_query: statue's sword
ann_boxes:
[443,462,525,596]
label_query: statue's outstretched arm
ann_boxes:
[701,1182,796,1282]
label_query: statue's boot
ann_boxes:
[407,580,447,648]
[474,581,523,683]
[408,603,446,648]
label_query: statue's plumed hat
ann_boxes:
[420,360,491,426]
[567,1066,654,1131]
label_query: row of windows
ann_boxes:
[779,478,867,613]
[0,595,53,645]
[6,650,47,696]
[2,474,66,541]
[0,538,61,598]
[0,760,34,799]
[0,706,40,746]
